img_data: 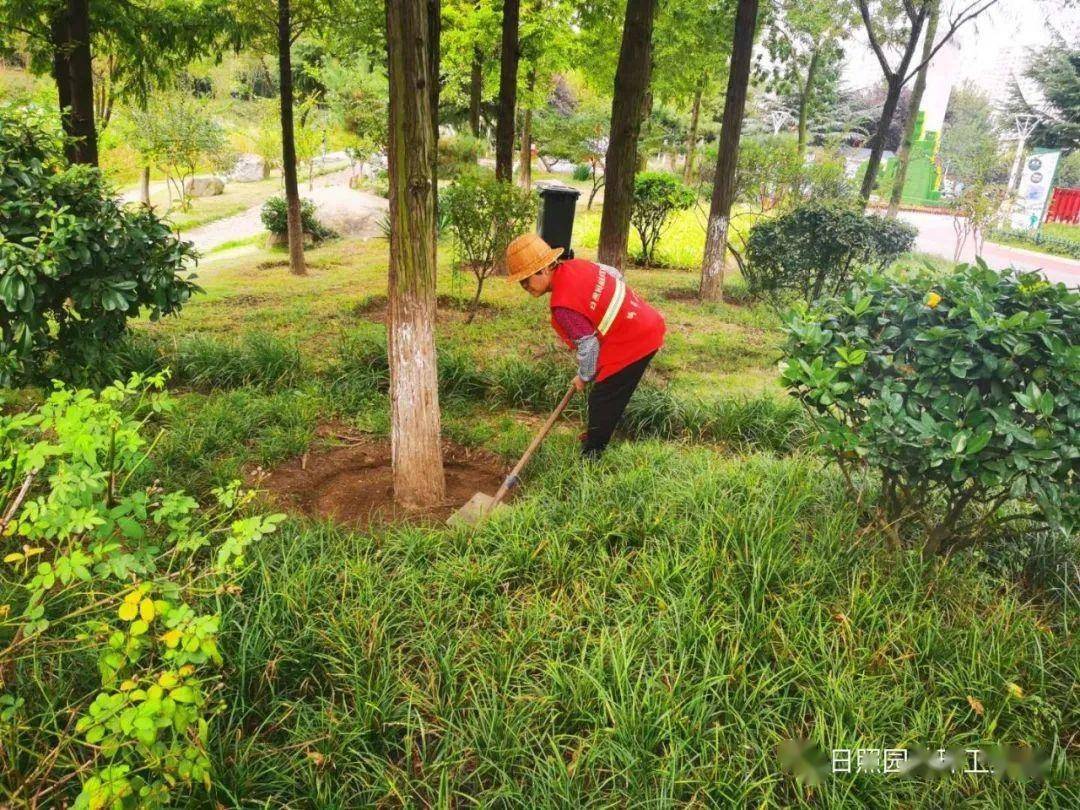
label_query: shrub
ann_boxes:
[442,169,536,321]
[0,105,200,387]
[988,226,1080,260]
[572,164,592,182]
[630,172,696,265]
[437,133,482,177]
[0,374,285,806]
[744,203,916,307]
[780,261,1078,556]
[259,195,336,242]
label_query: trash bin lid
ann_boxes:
[536,181,581,198]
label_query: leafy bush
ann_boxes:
[0,374,285,806]
[437,133,482,178]
[630,172,696,265]
[572,164,592,182]
[0,105,200,387]
[780,261,1078,556]
[745,203,916,307]
[442,169,536,321]
[989,227,1080,260]
[259,195,336,242]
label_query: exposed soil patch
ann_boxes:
[252,423,508,530]
[350,293,500,323]
[256,259,290,270]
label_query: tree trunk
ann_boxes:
[386,0,446,508]
[66,0,97,166]
[519,66,535,189]
[858,76,903,202]
[699,0,757,302]
[598,0,658,270]
[429,0,441,236]
[469,45,483,138]
[683,76,704,183]
[50,10,76,164]
[887,0,939,218]
[278,0,306,275]
[140,166,151,206]
[797,48,821,155]
[495,0,520,182]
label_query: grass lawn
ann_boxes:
[5,213,1076,806]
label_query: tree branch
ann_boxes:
[902,0,1002,83]
[857,0,894,78]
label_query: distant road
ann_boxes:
[897,210,1080,287]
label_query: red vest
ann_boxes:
[549,259,666,382]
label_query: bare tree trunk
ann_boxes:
[469,45,483,138]
[519,66,535,189]
[796,48,820,155]
[683,75,704,183]
[429,0,441,232]
[140,166,151,206]
[598,0,658,270]
[887,0,939,218]
[700,0,758,302]
[50,10,76,164]
[495,0,520,181]
[636,86,654,172]
[858,76,903,202]
[386,0,446,508]
[278,0,306,275]
[66,0,98,166]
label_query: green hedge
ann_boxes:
[989,227,1080,260]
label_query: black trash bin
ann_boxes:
[536,181,582,260]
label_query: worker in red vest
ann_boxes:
[505,233,666,458]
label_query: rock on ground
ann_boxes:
[185,176,225,197]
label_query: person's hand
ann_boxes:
[572,375,587,393]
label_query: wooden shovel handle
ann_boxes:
[486,381,577,512]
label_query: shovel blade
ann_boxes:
[447,492,503,527]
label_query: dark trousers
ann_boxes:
[582,351,656,458]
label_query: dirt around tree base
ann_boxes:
[253,424,509,530]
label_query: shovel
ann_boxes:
[448,380,577,527]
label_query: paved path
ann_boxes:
[180,166,387,254]
[897,210,1080,287]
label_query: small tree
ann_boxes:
[443,170,536,321]
[951,182,1007,260]
[744,202,915,306]
[630,172,696,266]
[127,93,228,210]
[0,105,199,386]
[780,262,1078,556]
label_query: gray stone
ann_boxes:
[228,153,268,182]
[185,176,225,197]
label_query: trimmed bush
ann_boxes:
[437,133,483,177]
[0,105,199,386]
[745,203,916,307]
[989,227,1080,260]
[780,261,1078,556]
[259,195,336,242]
[630,172,697,265]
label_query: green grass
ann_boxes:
[6,196,1077,806]
[188,441,1076,806]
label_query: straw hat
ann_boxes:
[505,233,563,283]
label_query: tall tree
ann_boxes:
[762,0,852,155]
[495,0,520,181]
[277,0,306,275]
[699,0,758,302]
[1005,36,1080,151]
[597,0,659,269]
[886,0,939,218]
[65,0,97,164]
[856,0,1000,202]
[386,0,446,507]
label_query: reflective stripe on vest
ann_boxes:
[597,277,626,335]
